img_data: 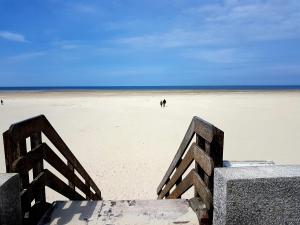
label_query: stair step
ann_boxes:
[38,199,199,225]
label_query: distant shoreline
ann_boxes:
[1,85,300,92]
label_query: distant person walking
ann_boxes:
[1,99,3,105]
[163,99,166,107]
[160,100,163,107]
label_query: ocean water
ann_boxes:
[0,85,300,91]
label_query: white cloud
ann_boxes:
[190,0,300,41]
[182,48,255,64]
[0,31,27,42]
[104,20,142,31]
[6,51,47,62]
[115,0,300,50]
[68,3,97,13]
[51,40,83,50]
[114,29,222,49]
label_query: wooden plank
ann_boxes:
[18,139,27,155]
[175,158,183,199]
[44,169,85,200]
[207,127,223,199]
[42,118,102,199]
[158,144,195,199]
[167,170,194,199]
[157,117,214,194]
[30,132,43,174]
[6,114,102,200]
[67,162,75,190]
[207,127,224,225]
[193,172,213,210]
[195,134,204,198]
[8,115,46,141]
[30,132,45,203]
[193,145,214,177]
[12,145,44,174]
[164,178,170,198]
[193,117,214,143]
[18,139,31,216]
[166,170,212,210]
[210,127,224,168]
[203,141,211,189]
[157,119,195,194]
[85,180,91,200]
[175,159,182,198]
[175,176,182,198]
[188,197,208,224]
[18,139,30,189]
[158,143,214,199]
[43,144,94,199]
[20,172,46,215]
[3,131,14,172]
[14,143,95,200]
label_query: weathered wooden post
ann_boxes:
[67,161,75,190]
[195,134,205,197]
[30,132,46,204]
[194,120,224,224]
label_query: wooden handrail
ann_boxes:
[157,116,216,194]
[158,143,214,199]
[6,115,101,198]
[157,116,223,225]
[166,169,212,210]
[13,143,97,199]
[3,115,103,224]
[20,169,85,204]
[20,172,46,211]
[45,169,85,200]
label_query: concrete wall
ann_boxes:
[213,165,300,225]
[0,173,22,225]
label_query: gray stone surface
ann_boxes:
[223,160,275,167]
[213,165,300,225]
[0,173,22,225]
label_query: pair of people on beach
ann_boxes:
[160,99,167,107]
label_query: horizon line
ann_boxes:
[1,85,300,91]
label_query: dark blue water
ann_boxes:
[0,85,300,91]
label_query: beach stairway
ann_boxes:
[3,115,223,225]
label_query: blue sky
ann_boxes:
[0,0,300,86]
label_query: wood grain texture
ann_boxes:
[30,132,45,203]
[5,114,101,199]
[167,170,212,210]
[3,115,103,224]
[157,116,214,194]
[157,116,224,225]
[158,143,213,199]
[13,143,96,200]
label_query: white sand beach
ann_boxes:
[0,91,300,201]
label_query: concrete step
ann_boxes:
[38,199,199,225]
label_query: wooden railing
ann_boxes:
[157,116,224,224]
[3,115,102,224]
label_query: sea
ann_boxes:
[0,85,300,92]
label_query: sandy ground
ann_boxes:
[0,91,300,201]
